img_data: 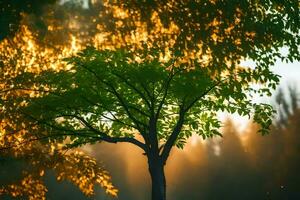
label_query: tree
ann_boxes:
[0,47,279,200]
[1,1,299,200]
[275,85,299,127]
[205,120,253,199]
[245,86,300,199]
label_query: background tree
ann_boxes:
[204,120,252,199]
[245,86,300,199]
[275,85,299,127]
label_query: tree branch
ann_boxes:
[47,112,147,151]
[0,131,146,152]
[155,69,182,120]
[79,64,148,129]
[184,80,222,112]
[160,107,185,163]
[160,78,227,163]
[111,72,152,109]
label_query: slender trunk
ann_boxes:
[148,156,166,200]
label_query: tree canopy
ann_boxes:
[3,47,279,154]
[0,0,57,40]
[106,0,300,63]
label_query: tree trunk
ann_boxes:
[148,156,166,200]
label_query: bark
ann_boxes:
[148,156,166,200]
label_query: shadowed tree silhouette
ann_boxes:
[274,86,300,199]
[245,86,300,199]
[207,120,250,199]
[275,85,299,128]
[281,110,300,198]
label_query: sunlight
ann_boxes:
[218,112,250,133]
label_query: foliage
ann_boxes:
[110,0,300,62]
[1,174,48,200]
[2,47,280,156]
[0,17,117,199]
[0,129,117,199]
[0,0,57,40]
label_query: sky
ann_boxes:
[219,59,300,132]
[273,61,300,87]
